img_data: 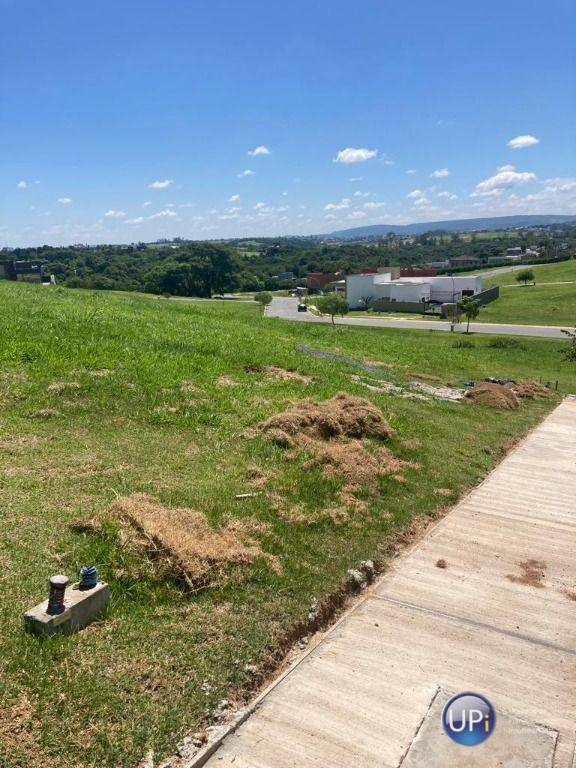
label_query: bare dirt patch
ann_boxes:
[0,693,47,768]
[217,376,239,387]
[112,493,280,586]
[465,382,520,409]
[407,371,442,382]
[506,559,546,588]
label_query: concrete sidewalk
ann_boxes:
[203,398,576,768]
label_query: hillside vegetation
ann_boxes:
[481,259,576,326]
[0,282,574,767]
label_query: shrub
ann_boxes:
[487,336,523,349]
[452,338,475,349]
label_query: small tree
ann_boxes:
[315,294,349,325]
[458,297,480,334]
[561,326,576,362]
[359,295,374,311]
[515,268,535,286]
[254,291,273,313]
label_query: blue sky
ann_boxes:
[1,0,575,246]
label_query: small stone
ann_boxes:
[347,568,365,588]
[298,636,309,649]
[244,663,259,674]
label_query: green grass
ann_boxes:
[486,258,576,287]
[0,282,574,767]
[480,283,576,326]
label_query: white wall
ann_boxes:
[426,275,482,303]
[346,273,392,308]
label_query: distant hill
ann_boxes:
[330,215,576,239]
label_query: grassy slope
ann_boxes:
[481,259,576,326]
[0,282,575,768]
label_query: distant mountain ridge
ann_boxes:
[329,215,576,239]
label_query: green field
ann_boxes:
[485,258,576,286]
[480,259,576,326]
[1,282,574,767]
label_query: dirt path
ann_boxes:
[198,398,576,768]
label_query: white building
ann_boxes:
[345,272,483,309]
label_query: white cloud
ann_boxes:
[125,208,177,224]
[237,169,255,178]
[544,177,576,193]
[324,198,351,211]
[142,201,152,207]
[254,202,267,210]
[406,189,424,199]
[472,165,536,196]
[405,169,417,175]
[383,159,394,166]
[349,176,363,182]
[324,213,338,222]
[248,145,270,156]
[334,147,378,164]
[228,194,240,202]
[347,211,367,220]
[353,191,370,197]
[281,191,288,196]
[148,179,173,189]
[437,191,458,200]
[149,209,177,219]
[507,134,540,150]
[104,210,126,218]
[363,201,386,209]
[412,196,431,207]
[431,168,451,178]
[17,180,28,189]
[57,197,72,205]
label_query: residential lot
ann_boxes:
[0,282,574,767]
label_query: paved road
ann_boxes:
[201,398,576,768]
[267,297,570,339]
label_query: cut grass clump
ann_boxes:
[113,493,280,587]
[506,380,554,400]
[465,382,520,409]
[260,392,394,446]
[244,364,312,384]
[260,393,415,520]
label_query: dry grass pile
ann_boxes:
[505,380,553,399]
[464,382,520,409]
[112,493,279,586]
[46,380,81,394]
[245,364,312,384]
[260,394,416,522]
[261,392,394,447]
